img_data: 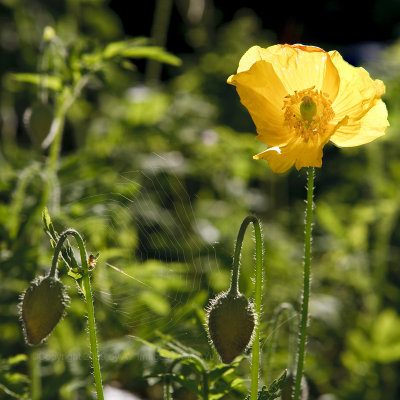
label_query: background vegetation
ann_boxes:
[1,0,400,399]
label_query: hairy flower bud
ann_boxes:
[20,275,69,346]
[207,291,256,364]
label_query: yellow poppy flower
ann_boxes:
[227,44,389,173]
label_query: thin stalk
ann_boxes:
[293,167,314,400]
[250,218,263,400]
[49,229,104,399]
[42,99,65,213]
[8,163,43,240]
[146,0,173,84]
[28,348,41,400]
[230,216,261,295]
[43,75,90,211]
[231,216,264,400]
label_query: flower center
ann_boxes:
[283,87,335,140]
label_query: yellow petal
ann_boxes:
[228,60,291,146]
[329,50,385,123]
[330,100,389,147]
[253,146,296,173]
[234,44,340,101]
[254,132,331,173]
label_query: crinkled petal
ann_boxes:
[234,45,340,101]
[228,60,291,146]
[254,146,296,173]
[329,50,385,124]
[330,99,389,147]
[254,132,331,173]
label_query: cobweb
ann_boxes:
[66,165,224,343]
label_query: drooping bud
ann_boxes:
[207,291,256,364]
[19,275,69,346]
[300,96,317,123]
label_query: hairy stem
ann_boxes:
[29,348,41,400]
[231,216,264,400]
[293,167,314,400]
[49,229,104,399]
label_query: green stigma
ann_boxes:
[300,96,317,123]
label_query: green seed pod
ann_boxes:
[23,102,53,146]
[207,291,256,364]
[19,275,69,346]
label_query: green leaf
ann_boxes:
[67,269,83,281]
[245,370,287,400]
[120,46,181,66]
[102,38,150,58]
[139,290,170,316]
[42,207,52,233]
[170,374,201,396]
[103,41,181,66]
[208,364,236,383]
[6,355,27,366]
[11,73,62,91]
[133,336,182,360]
[0,382,27,399]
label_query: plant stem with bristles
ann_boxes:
[49,229,104,400]
[293,167,314,400]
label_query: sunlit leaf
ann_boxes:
[67,269,83,281]
[6,354,27,366]
[103,41,181,66]
[120,46,181,66]
[11,73,62,91]
[42,207,52,233]
[208,363,237,383]
[133,336,182,359]
[102,37,150,58]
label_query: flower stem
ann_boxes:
[251,218,263,400]
[49,229,104,400]
[28,348,41,400]
[43,76,90,212]
[231,216,264,400]
[293,167,314,400]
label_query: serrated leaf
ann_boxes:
[42,207,52,232]
[11,73,62,91]
[230,377,246,391]
[67,269,83,280]
[245,370,287,400]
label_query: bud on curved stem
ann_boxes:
[49,228,104,400]
[206,216,264,400]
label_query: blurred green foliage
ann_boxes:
[1,0,400,399]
